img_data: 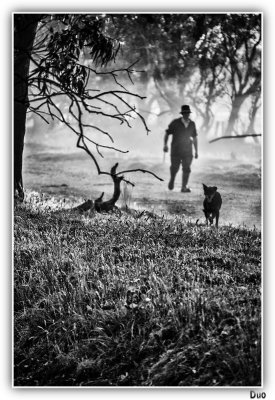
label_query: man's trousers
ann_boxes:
[170,152,193,188]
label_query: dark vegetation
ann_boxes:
[14,195,261,386]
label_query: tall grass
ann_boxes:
[13,192,261,386]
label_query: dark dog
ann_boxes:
[202,184,222,227]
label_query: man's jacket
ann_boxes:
[166,118,197,156]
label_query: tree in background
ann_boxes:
[109,14,198,118]
[195,14,261,136]
[110,13,261,138]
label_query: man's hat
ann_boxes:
[180,105,192,114]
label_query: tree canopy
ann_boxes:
[108,13,261,136]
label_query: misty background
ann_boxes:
[23,13,261,228]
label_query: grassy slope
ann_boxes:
[14,193,261,387]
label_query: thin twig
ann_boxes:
[117,168,164,182]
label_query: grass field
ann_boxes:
[14,126,262,386]
[14,194,261,386]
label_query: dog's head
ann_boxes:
[202,184,218,202]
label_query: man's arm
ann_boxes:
[193,136,198,158]
[163,130,169,152]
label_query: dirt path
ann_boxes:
[23,137,261,230]
[114,158,261,229]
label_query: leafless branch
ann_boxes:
[209,133,262,143]
[117,168,164,182]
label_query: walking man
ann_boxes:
[163,105,198,192]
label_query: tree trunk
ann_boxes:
[14,14,41,200]
[245,92,261,140]
[224,94,246,136]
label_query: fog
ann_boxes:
[26,79,262,167]
[25,77,261,229]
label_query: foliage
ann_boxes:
[109,14,199,111]
[14,193,261,386]
[109,13,261,135]
[194,14,261,134]
[33,15,119,96]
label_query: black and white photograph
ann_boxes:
[12,9,264,392]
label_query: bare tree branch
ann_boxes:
[209,133,261,143]
[117,168,164,182]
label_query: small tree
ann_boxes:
[14,13,162,203]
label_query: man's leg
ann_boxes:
[169,154,181,190]
[181,154,193,192]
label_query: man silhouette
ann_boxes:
[163,105,198,192]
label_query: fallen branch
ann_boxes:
[94,163,124,212]
[73,163,123,213]
[73,199,94,212]
[74,162,164,214]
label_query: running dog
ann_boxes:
[202,184,222,227]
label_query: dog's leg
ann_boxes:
[203,210,209,226]
[209,213,214,225]
[215,210,219,228]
